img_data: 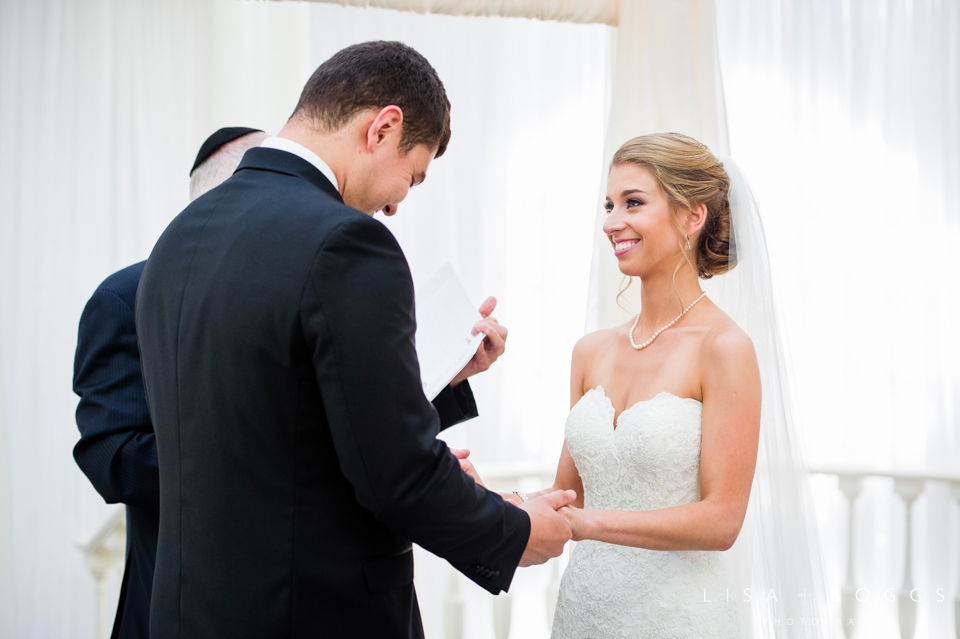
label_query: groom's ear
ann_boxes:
[365,105,404,152]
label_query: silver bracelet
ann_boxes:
[512,490,528,503]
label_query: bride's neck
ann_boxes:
[636,264,703,332]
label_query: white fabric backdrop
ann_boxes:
[3,0,958,637]
[0,1,606,637]
[716,1,960,636]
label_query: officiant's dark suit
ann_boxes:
[136,43,534,639]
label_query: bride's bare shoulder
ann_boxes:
[700,306,757,368]
[572,326,620,362]
[570,328,619,399]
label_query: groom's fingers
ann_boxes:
[477,296,497,318]
[479,323,506,355]
[541,489,578,511]
[485,319,508,340]
[449,448,471,459]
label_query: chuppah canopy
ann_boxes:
[269,0,619,25]
[269,0,730,331]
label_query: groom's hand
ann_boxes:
[518,490,577,567]
[450,297,508,386]
[450,447,486,488]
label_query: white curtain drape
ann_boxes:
[585,0,730,330]
[0,1,606,637]
[716,1,960,637]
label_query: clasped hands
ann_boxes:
[452,448,587,567]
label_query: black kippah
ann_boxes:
[190,127,264,176]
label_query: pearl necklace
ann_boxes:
[629,292,707,350]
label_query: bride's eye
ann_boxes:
[604,201,614,214]
[626,198,644,208]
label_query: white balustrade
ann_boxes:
[78,465,960,639]
[810,467,960,639]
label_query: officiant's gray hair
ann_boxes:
[189,131,267,202]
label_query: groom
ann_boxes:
[136,40,575,638]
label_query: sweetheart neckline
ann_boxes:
[583,385,702,430]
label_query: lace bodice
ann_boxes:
[566,387,704,512]
[551,386,742,638]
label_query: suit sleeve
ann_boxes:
[73,289,159,511]
[432,382,478,432]
[302,216,530,594]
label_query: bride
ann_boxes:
[464,133,833,637]
[547,132,757,637]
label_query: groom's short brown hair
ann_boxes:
[292,41,452,158]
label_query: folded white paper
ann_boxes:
[414,264,485,401]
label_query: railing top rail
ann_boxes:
[807,466,960,484]
[75,505,125,554]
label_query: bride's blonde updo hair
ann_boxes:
[611,132,736,278]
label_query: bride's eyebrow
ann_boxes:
[621,189,647,197]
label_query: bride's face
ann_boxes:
[603,163,683,278]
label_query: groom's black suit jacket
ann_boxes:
[72,263,480,639]
[136,147,531,638]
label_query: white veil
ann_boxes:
[704,159,835,637]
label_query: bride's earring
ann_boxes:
[685,233,691,250]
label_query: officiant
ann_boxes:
[73,124,508,639]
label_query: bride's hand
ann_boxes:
[560,505,591,542]
[450,448,487,489]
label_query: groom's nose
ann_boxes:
[381,203,399,216]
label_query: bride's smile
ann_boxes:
[612,238,640,255]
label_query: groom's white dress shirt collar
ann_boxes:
[260,137,339,192]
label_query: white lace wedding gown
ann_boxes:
[551,386,742,639]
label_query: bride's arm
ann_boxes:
[561,326,761,551]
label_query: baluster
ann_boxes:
[837,474,861,638]
[545,555,561,631]
[78,510,126,639]
[493,592,512,639]
[85,555,112,639]
[894,478,924,639]
[951,482,960,639]
[443,567,464,639]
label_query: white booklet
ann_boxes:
[414,263,486,401]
